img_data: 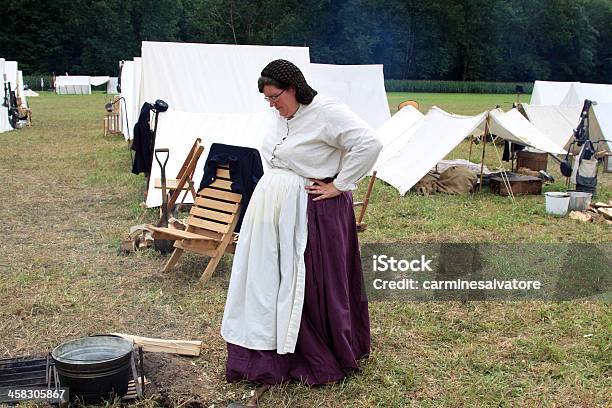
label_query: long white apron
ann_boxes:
[221,168,309,354]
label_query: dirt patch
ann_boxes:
[143,353,214,407]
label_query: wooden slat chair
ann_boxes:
[148,165,242,284]
[353,171,377,232]
[154,138,205,214]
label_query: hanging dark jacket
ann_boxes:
[131,103,153,175]
[199,143,264,232]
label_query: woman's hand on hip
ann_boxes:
[306,179,342,201]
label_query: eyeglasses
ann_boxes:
[264,89,285,102]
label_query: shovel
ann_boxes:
[154,148,173,254]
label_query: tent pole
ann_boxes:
[468,137,474,162]
[479,114,489,191]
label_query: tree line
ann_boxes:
[1,0,610,83]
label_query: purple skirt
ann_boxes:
[226,190,371,385]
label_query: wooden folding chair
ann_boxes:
[154,138,205,214]
[353,171,377,232]
[103,97,122,136]
[148,165,242,284]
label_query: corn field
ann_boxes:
[385,80,533,94]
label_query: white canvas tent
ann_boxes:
[131,57,143,137]
[141,41,312,114]
[120,60,135,140]
[90,76,110,86]
[139,42,310,208]
[4,61,21,108]
[138,41,393,207]
[107,77,119,94]
[17,71,27,107]
[0,58,13,133]
[375,106,567,195]
[374,105,424,169]
[530,80,579,105]
[486,109,567,155]
[56,75,115,94]
[3,61,18,90]
[522,80,612,152]
[521,104,581,151]
[376,108,487,195]
[119,58,146,140]
[308,63,390,129]
[0,59,23,133]
[589,103,612,151]
[56,76,91,94]
[560,83,612,106]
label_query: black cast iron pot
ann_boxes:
[51,335,133,404]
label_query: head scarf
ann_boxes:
[260,59,317,105]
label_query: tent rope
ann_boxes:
[491,136,516,204]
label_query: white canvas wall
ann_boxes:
[56,76,91,94]
[145,110,275,207]
[107,77,119,94]
[530,80,579,105]
[17,71,27,108]
[522,104,581,151]
[4,61,18,90]
[487,108,566,154]
[376,108,486,195]
[141,41,311,114]
[90,76,110,86]
[0,59,13,133]
[589,103,612,151]
[120,61,135,140]
[308,63,391,130]
[560,83,612,106]
[0,106,12,133]
[132,57,143,136]
[374,105,424,170]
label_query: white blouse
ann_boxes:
[261,95,382,191]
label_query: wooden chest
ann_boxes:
[489,174,542,196]
[517,150,548,171]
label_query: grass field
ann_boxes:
[0,92,610,407]
[386,92,525,115]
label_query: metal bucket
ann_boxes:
[51,335,133,404]
[545,192,570,216]
[568,191,592,211]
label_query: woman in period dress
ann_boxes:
[221,59,382,407]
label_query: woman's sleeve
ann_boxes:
[324,103,383,191]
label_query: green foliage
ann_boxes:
[1,0,611,83]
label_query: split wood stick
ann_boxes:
[110,333,202,356]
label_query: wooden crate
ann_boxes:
[489,174,542,196]
[517,150,548,171]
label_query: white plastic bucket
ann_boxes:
[545,192,570,216]
[568,191,592,211]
